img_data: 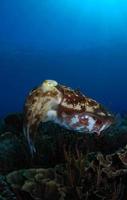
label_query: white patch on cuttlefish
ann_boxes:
[70,115,79,125]
[86,106,94,112]
[47,110,57,121]
[86,116,96,131]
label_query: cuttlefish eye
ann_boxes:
[46,80,58,86]
[41,80,58,92]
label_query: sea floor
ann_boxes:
[0,113,127,200]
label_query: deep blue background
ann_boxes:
[0,0,127,117]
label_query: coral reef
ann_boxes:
[0,113,127,199]
[0,175,17,200]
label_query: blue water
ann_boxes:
[0,0,127,118]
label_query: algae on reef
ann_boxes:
[0,113,127,199]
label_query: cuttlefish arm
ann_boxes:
[23,80,62,156]
[23,87,44,155]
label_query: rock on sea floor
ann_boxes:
[0,113,127,199]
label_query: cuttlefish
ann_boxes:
[23,80,114,155]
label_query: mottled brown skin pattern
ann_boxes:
[24,86,61,142]
[56,85,113,123]
[24,87,43,142]
[57,85,87,113]
[24,81,114,155]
